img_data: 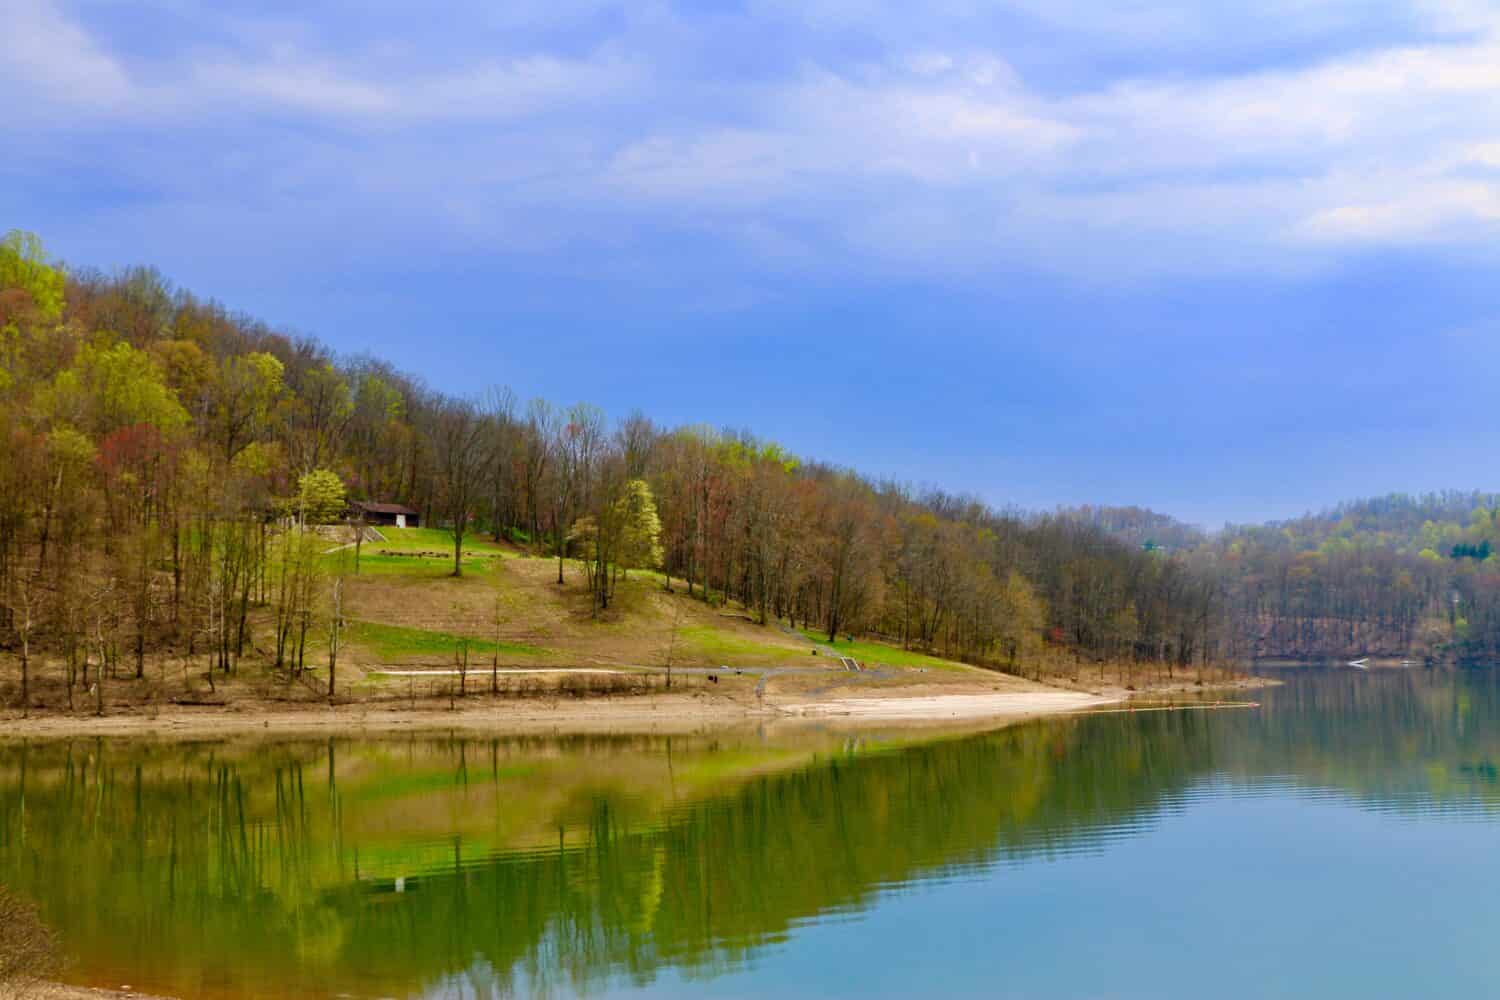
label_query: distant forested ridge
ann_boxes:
[0,231,1224,692]
[1068,493,1500,660]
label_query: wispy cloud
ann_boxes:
[187,52,641,122]
[10,0,1500,281]
[1,0,132,111]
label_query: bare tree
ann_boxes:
[7,572,39,716]
[483,386,519,543]
[521,399,557,553]
[551,404,606,585]
[327,576,344,702]
[431,397,490,578]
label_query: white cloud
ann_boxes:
[4,1,638,125]
[12,0,1500,280]
[605,56,1077,206]
[192,58,395,116]
[0,0,132,109]
[1300,180,1500,242]
[189,52,640,122]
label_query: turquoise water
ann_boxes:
[2,666,1497,997]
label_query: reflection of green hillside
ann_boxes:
[1217,668,1500,811]
[4,669,1500,998]
[0,719,1212,999]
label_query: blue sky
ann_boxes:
[7,0,1500,525]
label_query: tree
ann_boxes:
[432,398,489,577]
[6,572,38,715]
[520,399,557,552]
[216,352,284,461]
[819,476,878,642]
[297,468,347,524]
[287,363,352,472]
[998,571,1046,673]
[327,576,344,702]
[550,404,605,585]
[272,525,322,675]
[573,471,664,615]
[41,341,189,437]
[617,479,664,572]
[37,427,96,574]
[0,230,64,321]
[483,386,520,542]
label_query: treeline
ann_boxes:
[1221,493,1500,660]
[0,231,1223,699]
[1073,494,1500,660]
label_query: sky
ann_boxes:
[6,0,1500,526]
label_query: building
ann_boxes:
[350,501,421,528]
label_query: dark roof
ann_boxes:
[352,501,419,516]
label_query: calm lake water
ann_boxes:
[4,666,1500,999]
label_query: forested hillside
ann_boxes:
[1211,492,1500,660]
[1078,495,1500,660]
[8,231,1497,693]
[0,231,1223,705]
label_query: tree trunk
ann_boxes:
[18,637,28,718]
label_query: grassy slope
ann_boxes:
[797,630,974,671]
[328,528,985,677]
[325,526,510,578]
[345,620,544,660]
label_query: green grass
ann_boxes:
[331,553,503,578]
[677,624,813,666]
[347,620,545,662]
[796,629,973,671]
[369,527,509,555]
[324,527,509,577]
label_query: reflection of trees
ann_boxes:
[3,671,1499,997]
[1216,668,1500,812]
[0,722,1213,998]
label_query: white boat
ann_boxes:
[1347,658,1369,669]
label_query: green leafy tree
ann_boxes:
[999,571,1046,673]
[0,230,65,321]
[297,469,347,524]
[41,340,189,436]
[288,363,353,471]
[616,479,664,573]
[217,352,285,460]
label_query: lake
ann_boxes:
[3,665,1499,998]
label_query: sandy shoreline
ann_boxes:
[783,689,1112,720]
[0,666,1277,741]
[0,688,1122,740]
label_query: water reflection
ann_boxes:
[1,666,1498,998]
